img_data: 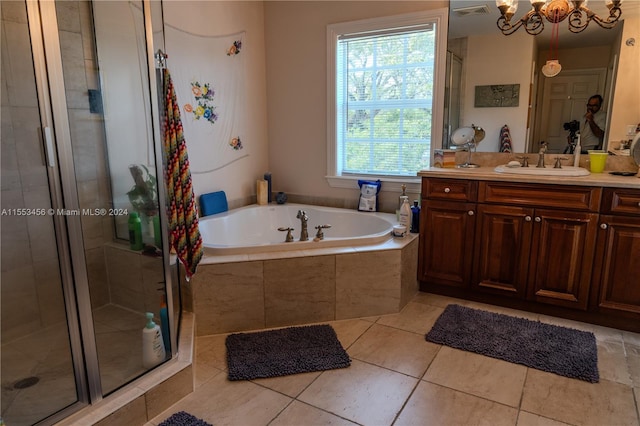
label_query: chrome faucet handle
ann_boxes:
[278,227,294,242]
[554,156,569,168]
[314,224,332,240]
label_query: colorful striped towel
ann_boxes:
[499,124,513,153]
[163,68,203,280]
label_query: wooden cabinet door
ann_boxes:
[419,200,476,288]
[473,204,534,298]
[593,215,640,317]
[527,208,599,310]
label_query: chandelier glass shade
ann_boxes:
[496,0,623,35]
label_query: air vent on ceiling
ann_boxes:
[452,4,491,17]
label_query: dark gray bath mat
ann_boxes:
[158,411,212,426]
[226,324,351,381]
[426,304,599,382]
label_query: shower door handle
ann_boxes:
[43,126,56,167]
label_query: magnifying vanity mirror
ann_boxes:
[445,0,640,156]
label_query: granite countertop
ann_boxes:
[418,152,640,189]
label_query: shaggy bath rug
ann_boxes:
[426,304,599,382]
[226,324,351,381]
[158,411,212,426]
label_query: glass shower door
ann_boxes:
[1,0,170,424]
[1,1,83,424]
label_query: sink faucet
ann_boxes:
[537,142,548,168]
[296,210,309,241]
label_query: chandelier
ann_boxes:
[496,0,623,35]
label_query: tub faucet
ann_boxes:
[537,142,548,168]
[297,210,309,241]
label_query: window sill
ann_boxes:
[326,175,421,195]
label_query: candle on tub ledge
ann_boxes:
[257,179,268,205]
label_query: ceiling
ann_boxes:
[447,0,639,49]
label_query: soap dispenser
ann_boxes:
[399,196,411,230]
[142,312,166,369]
[397,184,407,220]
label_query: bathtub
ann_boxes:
[198,203,397,255]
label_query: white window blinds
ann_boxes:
[336,25,436,176]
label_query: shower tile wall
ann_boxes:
[104,245,164,314]
[56,0,112,310]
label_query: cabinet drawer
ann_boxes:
[479,182,601,211]
[422,178,478,202]
[601,188,640,215]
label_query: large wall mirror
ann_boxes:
[445,0,640,155]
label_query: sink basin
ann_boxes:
[494,165,590,177]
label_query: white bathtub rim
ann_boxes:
[199,203,400,256]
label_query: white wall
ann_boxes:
[609,15,640,144]
[162,1,269,205]
[461,31,535,152]
[263,1,446,205]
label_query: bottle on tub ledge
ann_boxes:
[396,184,407,220]
[410,200,420,233]
[399,195,412,231]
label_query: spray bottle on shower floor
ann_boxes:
[142,312,166,369]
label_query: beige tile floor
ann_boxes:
[147,293,640,426]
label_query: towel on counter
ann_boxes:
[163,68,203,280]
[499,124,513,153]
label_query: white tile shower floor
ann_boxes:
[147,292,640,426]
[1,304,147,426]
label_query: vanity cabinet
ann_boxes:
[418,179,477,288]
[591,188,640,320]
[474,182,600,310]
[419,175,639,331]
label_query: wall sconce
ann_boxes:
[496,0,623,35]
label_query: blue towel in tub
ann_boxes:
[199,191,228,217]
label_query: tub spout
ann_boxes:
[296,210,309,241]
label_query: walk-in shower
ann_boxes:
[1,1,175,424]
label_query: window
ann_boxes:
[327,10,447,189]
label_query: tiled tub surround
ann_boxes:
[188,233,419,336]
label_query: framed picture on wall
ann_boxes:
[474,84,520,108]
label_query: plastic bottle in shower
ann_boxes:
[128,212,143,251]
[159,290,170,353]
[142,312,166,369]
[399,196,411,230]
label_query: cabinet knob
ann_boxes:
[525,216,532,222]
[534,216,541,222]
[467,210,474,216]
[444,187,451,193]
[600,223,608,229]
